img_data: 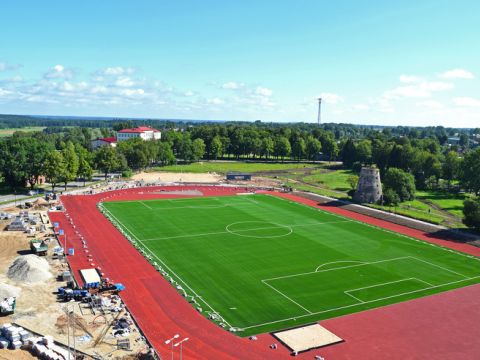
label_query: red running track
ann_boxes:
[49,186,480,360]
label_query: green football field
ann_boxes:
[101,194,480,336]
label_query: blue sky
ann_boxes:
[0,0,479,126]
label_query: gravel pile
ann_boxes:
[0,283,21,298]
[7,255,52,283]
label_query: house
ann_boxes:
[91,137,117,150]
[116,126,161,142]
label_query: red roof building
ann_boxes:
[117,126,161,141]
[91,137,117,149]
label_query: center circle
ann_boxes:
[225,221,293,238]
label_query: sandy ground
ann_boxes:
[0,209,149,359]
[132,171,222,183]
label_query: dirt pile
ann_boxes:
[0,283,21,298]
[7,255,52,283]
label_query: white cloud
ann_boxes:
[120,88,145,97]
[453,97,480,107]
[439,68,474,80]
[416,100,444,109]
[222,81,243,90]
[255,86,273,97]
[399,75,422,83]
[353,104,369,111]
[207,97,224,105]
[385,81,453,99]
[319,92,343,104]
[184,90,194,96]
[44,64,75,79]
[115,76,135,87]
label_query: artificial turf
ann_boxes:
[101,194,480,336]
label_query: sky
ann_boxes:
[0,0,479,127]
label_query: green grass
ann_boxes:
[416,190,467,218]
[303,168,355,192]
[0,126,45,137]
[102,194,480,336]
[152,161,316,174]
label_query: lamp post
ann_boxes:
[165,334,180,360]
[174,338,189,360]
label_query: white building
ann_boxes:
[116,126,162,142]
[91,137,117,149]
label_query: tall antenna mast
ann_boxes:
[317,97,322,125]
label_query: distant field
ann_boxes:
[102,194,480,336]
[303,168,355,192]
[0,126,45,137]
[153,161,317,174]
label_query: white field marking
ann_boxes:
[225,221,293,238]
[345,278,421,294]
[261,280,312,314]
[409,256,470,279]
[141,220,350,242]
[139,201,152,210]
[262,256,411,282]
[239,275,480,332]
[315,260,366,272]
[343,291,365,303]
[101,205,234,329]
[264,194,480,263]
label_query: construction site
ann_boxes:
[0,196,154,360]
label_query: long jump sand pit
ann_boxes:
[131,171,222,183]
[273,324,343,353]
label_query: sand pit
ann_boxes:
[131,171,222,183]
[0,283,21,299]
[7,255,52,283]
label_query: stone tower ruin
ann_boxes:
[354,167,382,204]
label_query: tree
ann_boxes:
[341,139,356,167]
[274,136,291,161]
[44,151,65,192]
[25,138,51,189]
[291,138,306,161]
[356,140,372,165]
[463,198,480,231]
[192,138,206,162]
[347,175,359,190]
[459,133,469,148]
[0,137,29,189]
[442,151,460,189]
[157,142,176,166]
[305,136,321,161]
[77,156,93,186]
[61,142,79,190]
[383,188,400,206]
[319,132,338,161]
[95,146,120,179]
[210,136,223,160]
[460,148,480,195]
[261,137,274,159]
[383,167,416,202]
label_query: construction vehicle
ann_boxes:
[30,239,48,256]
[0,297,16,316]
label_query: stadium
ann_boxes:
[48,183,480,359]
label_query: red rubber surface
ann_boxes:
[49,187,480,359]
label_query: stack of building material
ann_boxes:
[7,216,28,231]
[0,323,31,349]
[30,336,74,360]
